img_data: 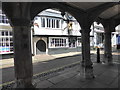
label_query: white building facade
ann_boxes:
[0,10,13,55]
[32,9,94,55]
[0,9,119,56]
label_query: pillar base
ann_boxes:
[81,61,85,67]
[104,55,113,65]
[80,63,95,80]
[85,66,95,79]
[107,60,113,65]
[13,78,35,88]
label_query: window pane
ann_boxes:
[47,18,49,27]
[48,19,51,27]
[10,31,12,36]
[50,38,67,48]
[2,15,5,23]
[2,31,4,36]
[41,18,45,27]
[52,19,54,28]
[56,20,59,28]
[0,15,2,23]
[5,31,8,36]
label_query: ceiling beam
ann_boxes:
[87,2,118,22]
[30,2,86,20]
[60,2,86,14]
[110,13,120,19]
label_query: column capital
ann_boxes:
[102,19,116,32]
[11,18,31,26]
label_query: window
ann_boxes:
[0,30,13,53]
[47,18,49,27]
[10,31,12,36]
[0,14,2,23]
[77,37,81,47]
[69,37,76,48]
[0,14,9,24]
[41,18,45,27]
[44,17,61,29]
[52,19,54,28]
[34,17,38,20]
[48,19,51,28]
[49,38,67,48]
[5,31,8,36]
[56,20,60,28]
[53,19,55,28]
[2,31,4,36]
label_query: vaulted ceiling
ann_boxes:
[66,2,120,19]
[2,2,120,27]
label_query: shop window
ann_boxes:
[50,38,67,48]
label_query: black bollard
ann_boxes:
[97,48,100,63]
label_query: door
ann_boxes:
[36,40,46,54]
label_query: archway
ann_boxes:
[36,40,46,54]
[2,2,119,88]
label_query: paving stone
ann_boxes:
[94,73,116,85]
[48,74,68,84]
[51,73,90,88]
[52,78,81,88]
[39,72,60,81]
[81,80,109,88]
[35,62,120,88]
[59,71,78,79]
[102,70,118,78]
[36,80,53,88]
[109,79,118,88]
[49,85,58,88]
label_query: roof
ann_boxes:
[38,9,63,19]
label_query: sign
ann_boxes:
[0,46,10,53]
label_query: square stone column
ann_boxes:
[81,29,95,79]
[104,29,112,64]
[102,20,115,64]
[12,19,34,88]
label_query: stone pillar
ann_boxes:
[81,28,94,79]
[104,28,112,64]
[12,18,34,88]
[103,20,114,64]
[80,30,85,67]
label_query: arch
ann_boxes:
[30,2,82,22]
[36,40,46,54]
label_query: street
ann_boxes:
[1,54,81,85]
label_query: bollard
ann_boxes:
[97,47,100,63]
